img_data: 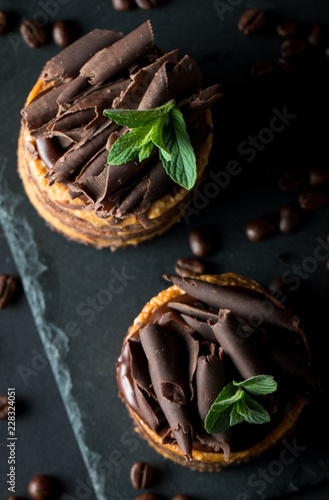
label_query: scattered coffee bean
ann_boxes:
[175,258,205,278]
[134,494,161,500]
[135,0,157,8]
[0,274,17,310]
[189,229,212,257]
[0,10,7,36]
[278,172,306,191]
[246,215,277,242]
[28,475,53,500]
[52,20,72,48]
[251,60,274,78]
[112,0,133,10]
[172,495,194,500]
[276,20,299,38]
[298,188,329,210]
[20,20,47,49]
[308,25,326,48]
[238,8,266,35]
[281,38,306,58]
[277,57,295,72]
[9,496,25,500]
[279,203,300,233]
[268,276,291,302]
[130,461,153,490]
[0,395,9,420]
[310,166,329,186]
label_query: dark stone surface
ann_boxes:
[1,0,329,499]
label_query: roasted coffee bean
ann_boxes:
[0,10,7,36]
[134,494,161,500]
[281,38,306,58]
[298,188,329,210]
[130,461,153,490]
[277,57,295,72]
[251,60,274,78]
[268,277,291,302]
[20,20,47,48]
[175,258,205,278]
[0,274,17,310]
[310,166,329,186]
[277,20,299,38]
[135,0,157,8]
[308,25,326,48]
[112,0,133,10]
[0,395,9,420]
[278,172,306,191]
[246,215,277,242]
[28,475,53,500]
[238,8,266,35]
[189,229,212,257]
[52,20,72,48]
[9,496,25,500]
[279,203,300,234]
[172,495,194,500]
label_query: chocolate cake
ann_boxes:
[18,21,222,249]
[116,273,318,470]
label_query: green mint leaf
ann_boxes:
[230,404,244,427]
[205,404,232,434]
[150,115,172,161]
[211,382,237,405]
[107,124,153,165]
[237,393,271,425]
[233,375,277,396]
[212,388,244,408]
[103,101,175,129]
[160,107,197,190]
[138,141,155,163]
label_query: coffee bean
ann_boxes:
[189,229,212,257]
[246,215,278,242]
[251,60,274,78]
[308,25,326,48]
[134,494,161,500]
[130,461,153,490]
[20,20,47,49]
[277,20,299,38]
[0,10,7,36]
[135,0,157,8]
[298,188,329,210]
[310,166,329,186]
[281,38,306,58]
[175,258,205,278]
[277,57,295,72]
[0,274,17,310]
[172,495,194,500]
[9,496,25,500]
[0,395,9,420]
[279,203,300,234]
[28,475,53,500]
[238,8,266,35]
[268,276,292,303]
[278,172,306,191]
[112,0,133,10]
[52,20,72,48]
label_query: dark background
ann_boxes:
[1,0,329,499]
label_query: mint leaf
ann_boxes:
[150,115,172,161]
[238,394,271,425]
[233,375,277,396]
[212,387,243,407]
[205,404,232,434]
[161,107,197,190]
[230,404,244,427]
[107,124,153,165]
[103,101,175,129]
[138,142,155,163]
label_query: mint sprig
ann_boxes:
[103,102,197,190]
[204,375,277,435]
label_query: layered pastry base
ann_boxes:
[18,21,222,249]
[116,273,318,471]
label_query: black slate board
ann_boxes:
[1,1,329,499]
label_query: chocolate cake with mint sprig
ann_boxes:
[116,273,319,471]
[18,21,222,249]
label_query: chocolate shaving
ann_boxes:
[128,339,155,398]
[180,84,223,125]
[164,274,300,332]
[138,63,168,110]
[210,309,265,379]
[36,138,64,169]
[181,314,216,341]
[167,55,203,101]
[169,301,218,323]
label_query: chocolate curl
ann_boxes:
[129,339,154,398]
[210,309,265,380]
[167,55,203,100]
[164,274,300,332]
[180,84,223,125]
[80,21,154,86]
[140,323,193,459]
[36,138,64,169]
[181,315,216,342]
[41,29,122,83]
[137,63,168,110]
[169,301,218,323]
[75,148,109,183]
[196,350,231,460]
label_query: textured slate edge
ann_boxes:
[0,155,104,500]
